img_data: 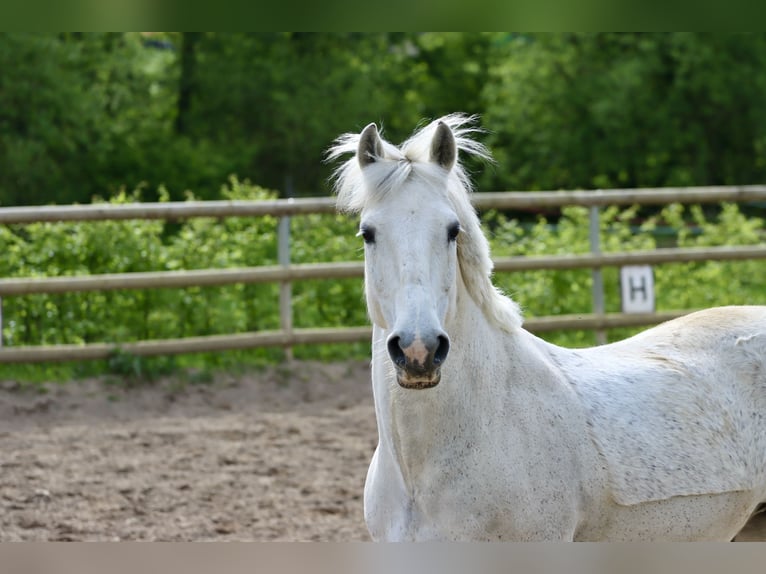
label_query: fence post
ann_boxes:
[589,204,607,345]
[278,177,294,360]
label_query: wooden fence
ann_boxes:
[0,185,765,363]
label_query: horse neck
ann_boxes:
[371,272,547,478]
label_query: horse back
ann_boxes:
[557,305,766,506]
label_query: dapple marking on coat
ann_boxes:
[327,114,766,541]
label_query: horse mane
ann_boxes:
[327,114,522,332]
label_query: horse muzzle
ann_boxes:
[387,331,449,390]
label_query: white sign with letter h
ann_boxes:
[620,265,655,313]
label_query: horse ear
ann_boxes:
[430,121,456,170]
[358,123,383,168]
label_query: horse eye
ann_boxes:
[447,222,461,243]
[359,225,376,245]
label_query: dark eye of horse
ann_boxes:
[447,222,461,243]
[359,225,376,245]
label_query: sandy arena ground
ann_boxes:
[0,360,763,541]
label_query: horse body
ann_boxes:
[552,306,766,540]
[366,302,766,541]
[329,114,766,541]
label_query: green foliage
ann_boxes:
[3,33,766,205]
[481,33,766,192]
[654,203,766,310]
[0,179,368,377]
[0,181,762,381]
[106,349,177,385]
[489,205,658,346]
[0,33,180,205]
[1,32,765,378]
[487,203,764,347]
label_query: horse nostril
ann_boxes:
[433,334,450,366]
[387,335,406,368]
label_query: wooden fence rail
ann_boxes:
[0,313,699,364]
[0,245,765,297]
[0,185,764,363]
[0,185,764,225]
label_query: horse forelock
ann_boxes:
[328,114,523,331]
[329,114,484,213]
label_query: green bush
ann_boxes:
[0,181,763,380]
[488,203,764,346]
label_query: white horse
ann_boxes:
[328,114,766,541]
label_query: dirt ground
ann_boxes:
[0,359,763,542]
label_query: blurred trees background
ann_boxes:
[2,32,766,206]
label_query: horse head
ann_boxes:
[329,115,521,389]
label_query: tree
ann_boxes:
[174,33,201,136]
[4,33,765,206]
[480,33,766,192]
[183,33,430,196]
[0,33,178,205]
